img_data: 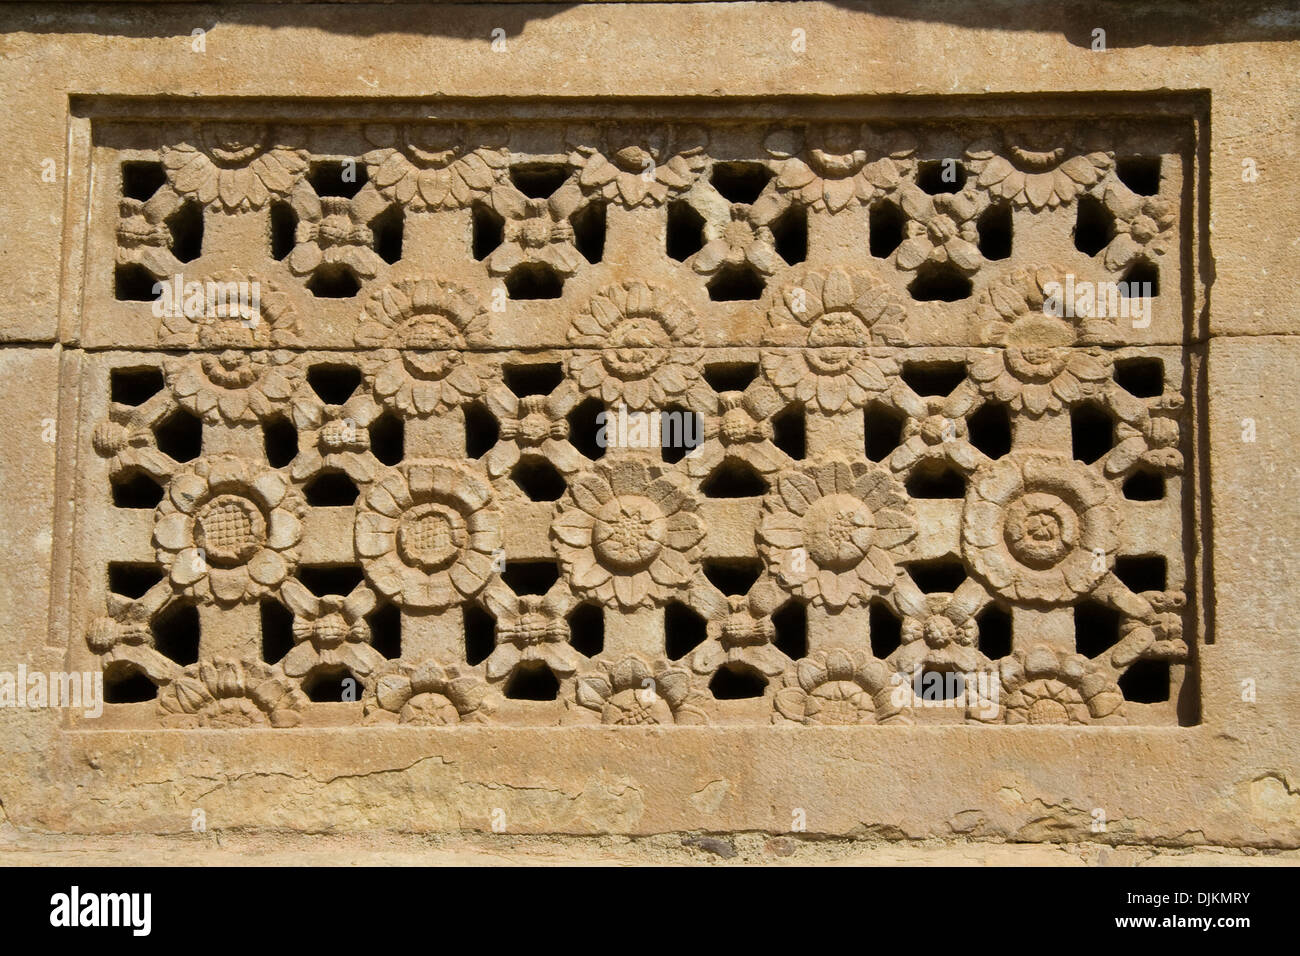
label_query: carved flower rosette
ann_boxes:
[759,458,916,611]
[567,281,703,411]
[962,453,1118,605]
[762,267,905,414]
[355,279,488,417]
[552,459,705,611]
[354,461,502,611]
[153,455,306,606]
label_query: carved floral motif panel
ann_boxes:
[71,103,1202,728]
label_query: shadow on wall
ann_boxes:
[5,0,1300,46]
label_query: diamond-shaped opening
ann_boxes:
[502,560,560,596]
[1074,599,1122,659]
[709,662,768,699]
[707,263,765,301]
[571,201,606,264]
[772,403,806,460]
[967,401,1012,459]
[772,600,807,660]
[905,463,966,499]
[306,263,361,298]
[864,401,906,462]
[701,457,769,498]
[152,601,200,666]
[270,201,297,260]
[463,602,495,666]
[660,404,704,464]
[908,559,966,594]
[103,661,157,703]
[917,159,967,194]
[367,601,401,659]
[1114,357,1164,398]
[307,364,361,404]
[568,603,604,658]
[114,263,160,302]
[308,160,366,198]
[710,162,773,204]
[1119,658,1171,703]
[155,408,202,462]
[504,362,564,397]
[902,361,966,397]
[303,470,359,506]
[703,362,759,393]
[263,416,298,468]
[111,366,164,406]
[869,600,902,658]
[464,401,499,459]
[511,455,566,501]
[503,660,559,701]
[111,470,164,509]
[976,603,1012,659]
[471,202,504,260]
[302,664,362,702]
[371,204,404,264]
[977,202,1012,260]
[1121,258,1160,297]
[504,262,563,300]
[166,201,204,263]
[1071,401,1115,464]
[1114,555,1167,593]
[702,558,763,596]
[1117,156,1161,196]
[566,398,605,460]
[666,200,705,261]
[1073,194,1114,256]
[298,565,365,597]
[260,598,295,664]
[368,411,404,466]
[665,601,707,661]
[770,203,808,264]
[121,160,165,201]
[108,562,163,600]
[509,162,570,198]
[869,199,906,258]
[907,262,972,302]
[1123,470,1166,501]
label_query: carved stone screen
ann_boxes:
[70,99,1203,731]
[11,0,1300,862]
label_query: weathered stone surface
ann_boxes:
[0,1,1297,863]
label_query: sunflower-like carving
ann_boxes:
[362,123,507,210]
[569,124,707,208]
[572,657,708,725]
[161,123,307,213]
[985,644,1125,724]
[761,125,913,214]
[761,267,905,414]
[967,268,1114,417]
[552,459,704,610]
[356,279,488,417]
[758,458,916,611]
[163,348,302,425]
[967,136,1111,210]
[962,453,1118,605]
[566,281,703,411]
[157,659,306,728]
[773,650,904,725]
[354,461,502,611]
[153,456,305,606]
[365,660,493,725]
